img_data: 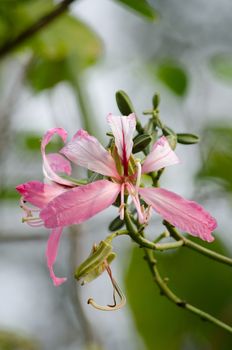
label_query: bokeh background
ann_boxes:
[0,0,232,349]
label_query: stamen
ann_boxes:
[135,161,142,193]
[119,183,125,220]
[87,261,126,311]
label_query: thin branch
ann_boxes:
[163,221,232,267]
[0,0,76,59]
[144,248,232,334]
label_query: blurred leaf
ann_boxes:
[210,54,232,83]
[0,0,53,42]
[197,125,232,191]
[114,0,158,20]
[29,15,102,66]
[26,15,103,91]
[0,330,39,349]
[16,132,64,152]
[125,237,232,349]
[156,61,188,96]
[0,187,20,201]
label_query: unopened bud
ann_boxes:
[177,133,200,145]
[115,90,135,115]
[109,216,124,231]
[152,93,160,109]
[132,134,152,153]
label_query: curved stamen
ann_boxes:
[135,161,142,193]
[87,261,126,311]
[119,183,125,220]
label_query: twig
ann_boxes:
[163,221,232,267]
[144,248,232,334]
[0,0,76,59]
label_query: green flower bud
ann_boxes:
[115,90,135,115]
[177,133,200,145]
[132,134,152,153]
[152,93,160,109]
[75,239,116,285]
[109,216,124,231]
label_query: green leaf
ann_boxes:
[125,238,232,349]
[197,125,232,191]
[114,0,158,21]
[156,61,188,96]
[210,54,232,83]
[29,15,102,68]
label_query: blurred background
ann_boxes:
[0,0,232,349]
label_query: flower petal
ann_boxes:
[139,187,217,242]
[46,153,72,176]
[46,227,67,286]
[42,128,74,186]
[61,129,119,178]
[107,114,136,173]
[16,181,67,209]
[142,136,180,174]
[40,180,121,228]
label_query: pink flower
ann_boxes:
[16,128,75,286]
[17,115,217,286]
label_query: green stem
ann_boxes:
[124,210,183,251]
[144,248,232,334]
[164,221,232,267]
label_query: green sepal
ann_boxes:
[60,175,88,185]
[111,144,124,176]
[162,126,176,137]
[166,134,177,150]
[177,133,200,145]
[115,90,135,115]
[75,239,116,284]
[109,216,125,231]
[132,134,152,153]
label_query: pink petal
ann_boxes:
[41,128,74,186]
[47,153,72,176]
[142,136,180,174]
[139,187,217,242]
[46,227,67,286]
[107,114,136,174]
[16,181,67,209]
[61,129,119,178]
[40,180,121,228]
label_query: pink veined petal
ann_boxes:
[46,227,67,286]
[142,136,180,174]
[41,128,74,186]
[139,187,217,242]
[61,129,119,179]
[40,180,121,228]
[16,181,67,209]
[107,114,136,175]
[47,153,72,176]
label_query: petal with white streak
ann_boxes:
[142,136,179,174]
[139,187,217,242]
[40,180,121,228]
[107,114,136,170]
[61,129,119,178]
[41,128,74,186]
[46,227,67,286]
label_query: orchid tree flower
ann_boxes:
[16,128,76,286]
[17,115,217,286]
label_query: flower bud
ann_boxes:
[75,239,116,284]
[109,216,124,231]
[152,93,160,109]
[115,90,135,115]
[132,134,152,153]
[177,133,200,145]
